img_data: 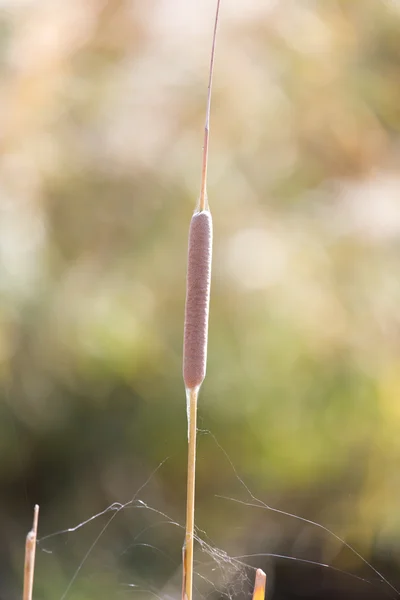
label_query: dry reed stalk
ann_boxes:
[252,569,266,600]
[182,3,221,600]
[23,504,39,600]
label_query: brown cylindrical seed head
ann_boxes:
[183,210,213,390]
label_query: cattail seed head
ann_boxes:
[183,210,213,390]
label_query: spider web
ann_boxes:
[36,432,400,600]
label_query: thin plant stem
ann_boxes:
[23,504,39,600]
[183,387,198,600]
[198,0,221,213]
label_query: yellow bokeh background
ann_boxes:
[1,1,400,598]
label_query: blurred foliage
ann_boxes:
[1,0,400,599]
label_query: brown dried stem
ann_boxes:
[23,504,39,600]
[252,569,267,600]
[183,387,198,600]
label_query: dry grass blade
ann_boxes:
[23,504,39,600]
[252,569,267,600]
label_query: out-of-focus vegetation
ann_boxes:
[1,0,400,598]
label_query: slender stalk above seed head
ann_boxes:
[198,0,221,213]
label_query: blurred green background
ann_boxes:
[1,0,400,598]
